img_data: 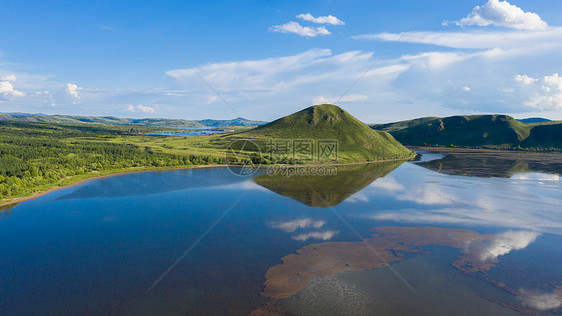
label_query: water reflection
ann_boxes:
[518,287,562,311]
[2,151,562,315]
[358,159,562,235]
[462,231,541,263]
[259,226,561,314]
[268,217,338,241]
[417,150,562,178]
[57,167,249,200]
[253,161,403,207]
[0,203,18,219]
[269,218,325,232]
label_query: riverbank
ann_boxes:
[0,164,228,208]
[410,146,562,162]
[0,155,416,209]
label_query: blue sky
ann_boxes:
[1,0,562,122]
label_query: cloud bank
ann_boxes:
[455,0,548,30]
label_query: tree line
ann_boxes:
[0,122,224,200]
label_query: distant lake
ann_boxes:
[1,151,561,315]
[144,130,228,137]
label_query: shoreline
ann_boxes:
[0,164,228,208]
[0,156,415,208]
[408,145,562,155]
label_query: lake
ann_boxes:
[1,150,561,315]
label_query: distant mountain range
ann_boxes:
[371,115,562,150]
[0,113,266,128]
[516,117,551,123]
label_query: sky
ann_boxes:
[1,0,562,123]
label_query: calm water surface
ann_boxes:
[1,151,561,315]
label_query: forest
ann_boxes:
[0,121,225,201]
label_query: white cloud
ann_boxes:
[462,86,471,92]
[137,104,155,113]
[270,217,326,233]
[296,13,345,25]
[456,0,548,31]
[516,73,562,109]
[270,21,330,37]
[123,104,155,114]
[166,49,406,95]
[370,176,404,192]
[292,230,338,241]
[0,80,25,97]
[518,289,562,310]
[476,231,540,261]
[165,48,415,119]
[312,94,367,105]
[65,83,80,99]
[398,187,456,205]
[354,28,562,51]
[514,74,538,85]
[345,192,369,203]
[351,24,562,114]
[1,74,16,82]
[401,51,472,70]
[511,172,560,181]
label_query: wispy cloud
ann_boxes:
[270,217,326,233]
[296,13,345,25]
[292,230,338,241]
[270,21,330,37]
[312,94,367,105]
[353,28,562,52]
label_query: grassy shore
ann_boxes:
[0,164,233,208]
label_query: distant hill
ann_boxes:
[516,117,551,123]
[371,117,439,133]
[197,117,265,127]
[223,104,414,162]
[370,114,562,150]
[0,113,266,128]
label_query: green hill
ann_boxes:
[371,116,439,133]
[0,113,265,128]
[220,104,414,163]
[371,114,562,151]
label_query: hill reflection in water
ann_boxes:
[416,149,562,178]
[252,161,404,207]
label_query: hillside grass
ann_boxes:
[227,104,414,162]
